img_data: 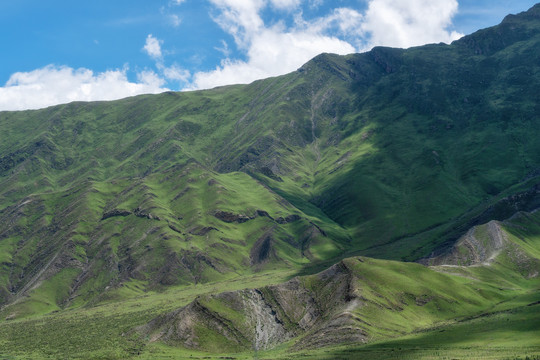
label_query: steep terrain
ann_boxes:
[0,208,537,359]
[136,207,540,356]
[0,3,540,359]
[0,163,348,317]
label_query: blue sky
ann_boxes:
[0,0,538,110]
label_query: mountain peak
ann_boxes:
[452,3,540,55]
[1,3,540,358]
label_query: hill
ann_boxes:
[0,3,540,359]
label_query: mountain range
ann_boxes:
[1,4,540,359]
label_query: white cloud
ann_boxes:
[169,14,182,27]
[142,32,191,85]
[209,0,266,48]
[161,64,191,82]
[269,0,301,10]
[214,39,231,57]
[143,34,163,59]
[308,0,324,9]
[1,0,465,110]
[0,65,168,111]
[190,29,354,89]
[299,7,364,39]
[136,69,167,88]
[360,0,463,49]
[186,0,463,90]
[327,8,365,36]
[188,1,357,89]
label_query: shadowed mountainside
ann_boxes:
[138,207,540,354]
[0,4,540,358]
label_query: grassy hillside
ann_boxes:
[0,162,351,318]
[0,3,540,358]
[0,207,539,359]
[132,205,540,358]
[3,6,540,264]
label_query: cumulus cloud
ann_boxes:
[142,32,191,86]
[0,65,168,111]
[189,28,354,89]
[160,64,191,82]
[360,0,463,49]
[1,0,464,110]
[301,7,364,39]
[187,0,462,90]
[188,1,357,89]
[209,0,266,49]
[143,34,163,59]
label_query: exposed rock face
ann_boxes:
[275,214,301,224]
[142,297,251,350]
[426,220,507,266]
[470,184,540,226]
[424,213,540,278]
[133,207,161,221]
[139,258,368,351]
[101,209,132,220]
[213,210,252,223]
[188,226,218,236]
[139,290,284,350]
[213,209,301,225]
[101,207,162,221]
[256,209,273,220]
[259,166,283,182]
[242,289,291,350]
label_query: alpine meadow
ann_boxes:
[1,4,540,359]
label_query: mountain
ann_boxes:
[0,3,540,359]
[138,209,540,356]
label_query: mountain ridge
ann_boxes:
[1,3,540,358]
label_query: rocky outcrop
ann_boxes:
[425,220,507,266]
[259,166,283,182]
[101,207,161,221]
[141,296,251,350]
[139,258,368,351]
[369,46,403,74]
[242,289,291,350]
[133,207,161,221]
[213,209,302,226]
[188,226,218,236]
[275,214,301,224]
[213,210,252,223]
[101,209,132,220]
[424,212,540,278]
[470,183,540,227]
[256,209,273,220]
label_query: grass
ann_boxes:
[0,269,296,359]
[1,4,540,358]
[0,237,538,359]
[0,161,349,318]
[306,298,540,360]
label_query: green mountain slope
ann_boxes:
[0,208,538,359]
[0,3,540,359]
[4,6,540,261]
[132,206,540,358]
[0,162,351,316]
